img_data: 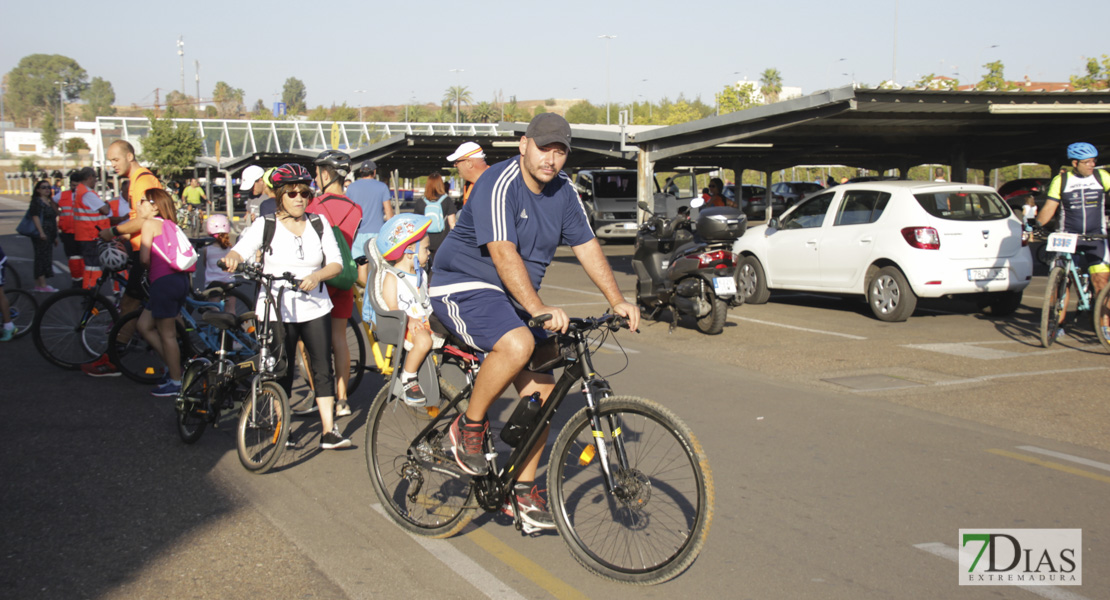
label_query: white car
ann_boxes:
[731,181,1033,322]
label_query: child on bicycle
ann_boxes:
[375,214,433,406]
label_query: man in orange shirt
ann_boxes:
[447,142,489,206]
[84,140,162,377]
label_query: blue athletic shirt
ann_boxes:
[431,156,594,292]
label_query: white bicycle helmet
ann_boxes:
[206,213,231,235]
[98,239,130,272]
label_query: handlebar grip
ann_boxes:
[217,259,229,270]
[528,314,553,328]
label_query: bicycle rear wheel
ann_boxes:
[236,381,290,474]
[5,288,37,339]
[32,289,118,369]
[365,377,476,538]
[176,359,211,444]
[108,310,192,384]
[549,396,714,585]
[1040,266,1071,348]
[1093,283,1110,352]
[345,317,366,396]
[3,261,22,290]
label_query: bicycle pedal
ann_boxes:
[520,522,542,535]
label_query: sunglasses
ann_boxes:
[284,190,312,199]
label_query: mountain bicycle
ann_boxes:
[1092,271,1110,352]
[31,266,128,369]
[107,282,257,383]
[365,313,714,585]
[1039,230,1110,348]
[3,287,37,340]
[176,261,295,473]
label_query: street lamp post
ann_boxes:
[353,89,366,121]
[449,69,464,123]
[195,60,201,112]
[52,80,66,131]
[598,35,616,125]
[177,36,185,95]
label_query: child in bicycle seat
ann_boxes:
[376,214,434,406]
[202,214,237,312]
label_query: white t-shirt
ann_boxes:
[230,214,342,323]
[384,268,430,321]
[1022,204,1037,220]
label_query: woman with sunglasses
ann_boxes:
[25,180,59,292]
[222,163,350,450]
[137,188,193,397]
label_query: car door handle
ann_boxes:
[806,239,818,247]
[859,236,873,244]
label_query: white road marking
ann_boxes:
[727,314,867,340]
[913,543,1089,600]
[932,367,1109,387]
[904,341,1069,360]
[1017,446,1110,474]
[542,284,605,297]
[371,504,525,600]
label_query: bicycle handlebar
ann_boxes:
[217,260,302,286]
[528,313,632,334]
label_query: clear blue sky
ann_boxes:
[2,0,1107,113]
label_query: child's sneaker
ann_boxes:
[0,326,15,342]
[402,379,427,407]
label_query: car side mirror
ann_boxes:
[767,217,780,231]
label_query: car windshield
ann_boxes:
[593,173,636,198]
[913,191,1012,221]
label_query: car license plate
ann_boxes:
[1046,232,1079,254]
[714,277,737,295]
[622,222,638,229]
[967,268,1006,281]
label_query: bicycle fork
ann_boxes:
[579,376,631,497]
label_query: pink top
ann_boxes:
[149,218,175,281]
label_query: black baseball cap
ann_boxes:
[357,160,377,175]
[525,113,572,151]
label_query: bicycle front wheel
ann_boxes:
[108,310,192,384]
[1093,283,1110,352]
[176,359,211,444]
[365,377,476,538]
[549,396,714,585]
[32,289,118,369]
[236,381,290,474]
[5,288,37,339]
[1040,266,1071,348]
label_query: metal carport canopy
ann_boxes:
[629,85,1110,174]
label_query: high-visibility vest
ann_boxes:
[57,190,75,233]
[108,197,122,220]
[74,184,109,241]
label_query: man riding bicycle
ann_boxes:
[429,113,640,530]
[1036,142,1110,331]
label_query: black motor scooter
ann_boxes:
[632,199,747,335]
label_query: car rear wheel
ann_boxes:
[867,266,917,322]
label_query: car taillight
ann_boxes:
[697,250,734,268]
[901,227,940,250]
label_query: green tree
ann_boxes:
[501,99,524,122]
[40,117,59,152]
[443,85,473,121]
[532,105,547,118]
[250,99,271,120]
[140,113,203,178]
[716,82,758,115]
[19,157,39,173]
[432,107,454,122]
[1070,54,1110,90]
[760,68,783,103]
[913,73,959,91]
[282,77,307,113]
[470,101,498,123]
[976,60,1015,91]
[329,103,358,121]
[307,104,328,121]
[565,100,601,124]
[212,81,245,117]
[659,100,701,125]
[407,103,431,122]
[64,137,89,153]
[80,76,116,120]
[3,54,89,127]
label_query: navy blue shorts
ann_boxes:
[430,287,546,353]
[148,272,189,319]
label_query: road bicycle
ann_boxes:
[177,261,295,473]
[1039,230,1110,348]
[365,313,714,585]
[107,282,257,383]
[31,265,129,369]
[3,287,37,340]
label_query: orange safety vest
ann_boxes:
[57,190,75,233]
[73,184,109,241]
[108,197,122,220]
